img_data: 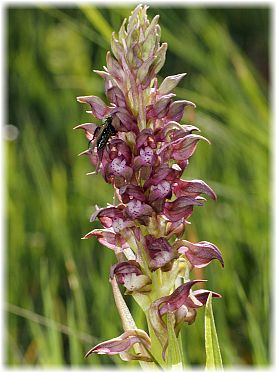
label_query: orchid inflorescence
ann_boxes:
[75,4,223,368]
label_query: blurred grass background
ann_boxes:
[6,4,270,367]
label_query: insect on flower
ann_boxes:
[88,115,117,150]
[88,115,117,158]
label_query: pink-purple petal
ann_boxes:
[177,240,224,268]
[166,100,196,122]
[85,329,151,359]
[82,228,128,252]
[136,128,155,149]
[77,96,110,119]
[125,200,153,220]
[148,180,172,202]
[90,206,125,227]
[145,235,178,271]
[73,123,98,141]
[173,179,217,200]
[164,196,203,222]
[159,280,206,316]
[191,289,222,305]
[119,185,146,203]
[158,73,187,96]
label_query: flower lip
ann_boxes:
[140,147,155,164]
[125,199,153,221]
[148,180,172,202]
[105,157,133,185]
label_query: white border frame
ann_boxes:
[1,1,275,372]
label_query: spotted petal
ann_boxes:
[145,235,178,271]
[125,200,153,221]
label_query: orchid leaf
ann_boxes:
[166,313,182,368]
[205,292,223,369]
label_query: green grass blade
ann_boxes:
[80,6,113,42]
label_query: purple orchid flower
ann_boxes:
[110,260,151,293]
[174,240,224,268]
[144,235,178,272]
[85,329,152,362]
[75,4,223,366]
